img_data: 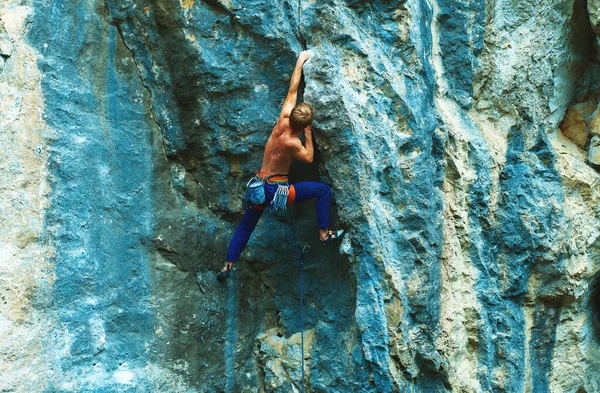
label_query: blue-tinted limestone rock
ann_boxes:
[1,0,598,392]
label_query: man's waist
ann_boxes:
[256,171,289,184]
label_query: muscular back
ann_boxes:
[259,119,297,175]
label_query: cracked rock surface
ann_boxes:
[1,0,600,392]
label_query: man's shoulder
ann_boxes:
[273,119,293,134]
[272,117,289,131]
[279,134,302,151]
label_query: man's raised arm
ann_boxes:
[279,51,311,119]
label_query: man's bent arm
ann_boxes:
[280,51,310,119]
[303,126,314,162]
[288,127,314,163]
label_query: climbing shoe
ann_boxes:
[320,229,346,247]
[217,265,232,282]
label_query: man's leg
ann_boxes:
[292,182,340,241]
[222,207,264,271]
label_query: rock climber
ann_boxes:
[217,51,345,281]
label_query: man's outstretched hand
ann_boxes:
[281,50,312,118]
[298,50,311,64]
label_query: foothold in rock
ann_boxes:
[339,235,353,256]
[217,267,231,282]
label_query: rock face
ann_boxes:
[1,0,600,392]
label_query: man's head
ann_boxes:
[289,103,313,131]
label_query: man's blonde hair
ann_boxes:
[290,103,313,131]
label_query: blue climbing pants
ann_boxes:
[225,181,332,262]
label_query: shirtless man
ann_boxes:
[218,51,345,281]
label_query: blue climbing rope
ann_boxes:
[288,210,307,393]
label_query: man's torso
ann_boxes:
[259,119,296,175]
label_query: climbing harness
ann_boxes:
[264,174,293,215]
[288,209,309,393]
[244,171,296,213]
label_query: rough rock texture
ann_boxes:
[560,92,600,166]
[560,98,596,148]
[1,0,600,392]
[590,135,600,165]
